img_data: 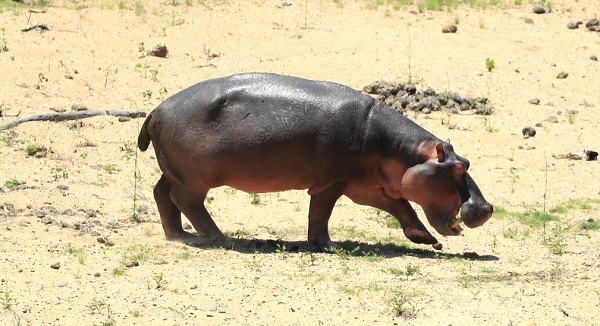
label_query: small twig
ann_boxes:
[17,84,53,97]
[21,24,50,32]
[0,110,147,131]
[4,111,21,117]
[193,63,217,68]
[28,9,47,14]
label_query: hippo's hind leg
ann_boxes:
[169,181,227,243]
[307,183,347,252]
[154,174,200,240]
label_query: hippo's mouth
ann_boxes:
[447,206,464,235]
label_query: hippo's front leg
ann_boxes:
[344,187,439,245]
[307,183,347,251]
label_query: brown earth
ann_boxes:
[1,0,599,325]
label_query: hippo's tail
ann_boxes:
[138,110,154,152]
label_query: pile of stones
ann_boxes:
[362,80,493,115]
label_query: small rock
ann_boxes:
[442,23,457,33]
[36,211,46,218]
[190,285,198,290]
[125,261,139,268]
[72,223,81,230]
[71,103,88,111]
[94,272,101,277]
[528,98,540,105]
[591,55,598,61]
[74,69,79,74]
[118,116,131,122]
[546,115,559,123]
[432,242,443,250]
[585,18,599,29]
[64,74,73,79]
[97,237,107,244]
[62,208,75,216]
[405,84,417,95]
[532,6,545,14]
[524,18,534,24]
[535,122,542,127]
[137,205,150,214]
[57,184,69,191]
[282,0,292,6]
[60,221,69,228]
[218,310,226,314]
[41,217,53,225]
[207,312,215,317]
[50,262,60,269]
[522,126,536,138]
[183,222,192,230]
[556,71,569,79]
[566,21,581,29]
[149,44,168,58]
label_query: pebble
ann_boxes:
[64,74,73,79]
[149,44,168,58]
[532,6,545,14]
[442,23,457,33]
[183,222,192,230]
[567,21,581,29]
[546,115,559,123]
[556,71,569,79]
[118,116,131,122]
[57,184,69,191]
[71,103,88,111]
[522,126,536,138]
[125,261,140,268]
[50,262,60,269]
[94,272,101,277]
[524,18,534,25]
[206,312,215,317]
[528,98,540,105]
[591,55,598,61]
[586,18,599,29]
[432,242,443,250]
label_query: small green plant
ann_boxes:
[478,18,486,29]
[134,1,145,15]
[121,141,136,160]
[0,130,18,146]
[489,235,498,250]
[482,118,498,133]
[143,90,152,100]
[37,72,48,88]
[152,273,169,288]
[404,263,421,280]
[581,220,600,230]
[159,86,168,96]
[245,256,263,272]
[249,192,261,204]
[167,304,191,317]
[549,260,563,279]
[508,170,519,193]
[3,178,20,190]
[486,57,495,72]
[87,299,116,326]
[226,229,251,238]
[25,144,42,156]
[275,244,289,258]
[102,164,119,174]
[51,167,69,181]
[458,275,476,288]
[149,69,158,79]
[130,309,141,317]
[386,289,422,318]
[567,111,576,124]
[480,267,497,274]
[0,27,7,52]
[453,15,460,24]
[113,267,125,276]
[135,63,150,77]
[1,279,14,308]
[503,228,518,239]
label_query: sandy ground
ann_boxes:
[1,0,599,325]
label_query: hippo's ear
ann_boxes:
[435,142,445,162]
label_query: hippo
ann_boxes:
[138,73,493,251]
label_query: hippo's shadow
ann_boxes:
[185,237,499,261]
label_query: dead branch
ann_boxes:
[0,110,147,131]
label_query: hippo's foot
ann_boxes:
[165,231,228,246]
[309,240,340,253]
[403,226,438,245]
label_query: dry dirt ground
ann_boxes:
[1,0,599,325]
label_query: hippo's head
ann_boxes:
[401,141,493,236]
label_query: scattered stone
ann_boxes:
[556,71,569,79]
[535,122,542,127]
[432,242,443,250]
[546,115,558,123]
[190,285,198,290]
[442,23,457,33]
[64,74,73,79]
[528,98,540,105]
[50,262,60,269]
[60,221,69,228]
[207,312,215,317]
[125,261,140,268]
[524,18,534,25]
[586,18,599,29]
[137,205,150,214]
[218,310,226,314]
[567,21,582,29]
[282,0,292,6]
[36,211,46,218]
[86,209,97,218]
[40,217,53,225]
[149,44,168,58]
[183,222,193,230]
[62,208,75,216]
[94,272,101,277]
[71,103,88,111]
[72,223,81,230]
[591,55,598,61]
[57,184,69,191]
[522,126,536,138]
[532,6,545,14]
[118,116,131,122]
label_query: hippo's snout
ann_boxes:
[460,198,493,228]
